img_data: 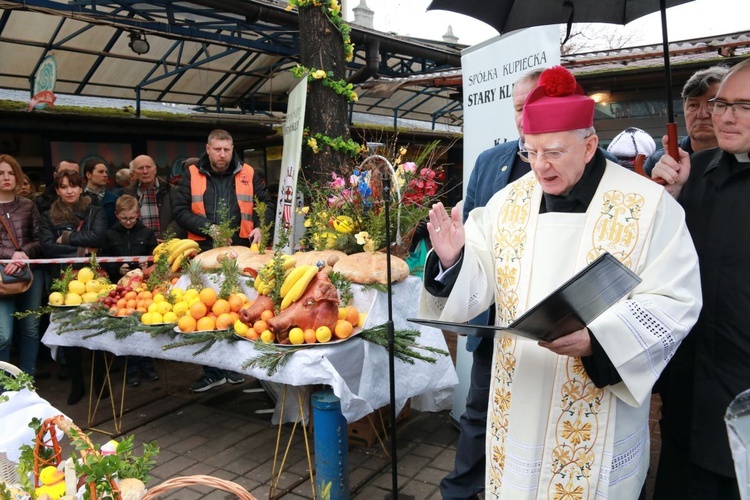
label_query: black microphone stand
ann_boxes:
[382,171,399,499]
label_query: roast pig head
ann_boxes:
[267,272,340,342]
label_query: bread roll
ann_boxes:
[193,246,253,270]
[293,250,347,268]
[332,252,410,285]
[237,252,274,274]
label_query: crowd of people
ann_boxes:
[0,129,274,404]
[2,57,749,499]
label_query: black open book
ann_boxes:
[408,252,641,343]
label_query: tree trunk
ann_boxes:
[298,5,351,184]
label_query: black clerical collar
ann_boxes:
[541,149,607,214]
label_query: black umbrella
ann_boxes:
[427,0,695,160]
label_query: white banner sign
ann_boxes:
[461,26,560,196]
[273,75,308,253]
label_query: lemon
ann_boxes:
[234,320,249,336]
[141,312,154,325]
[64,293,83,306]
[289,327,305,345]
[260,330,275,343]
[156,301,172,315]
[147,303,159,313]
[48,292,64,306]
[85,279,102,294]
[169,287,185,300]
[81,292,99,303]
[68,280,86,295]
[184,288,199,299]
[153,293,166,303]
[338,307,346,320]
[150,312,164,324]
[77,267,95,284]
[315,326,332,343]
[162,311,178,323]
[172,301,189,317]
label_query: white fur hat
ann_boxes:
[606,127,657,160]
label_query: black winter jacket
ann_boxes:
[101,220,157,281]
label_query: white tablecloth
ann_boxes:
[42,276,457,423]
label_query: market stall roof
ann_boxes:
[0,0,464,129]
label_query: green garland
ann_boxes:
[243,322,449,376]
[305,128,367,158]
[291,65,359,103]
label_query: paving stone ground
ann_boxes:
[29,355,662,499]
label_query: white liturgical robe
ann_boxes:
[420,162,702,499]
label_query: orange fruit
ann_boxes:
[253,320,268,335]
[196,316,215,331]
[215,313,234,330]
[124,291,137,301]
[334,320,354,339]
[304,329,317,344]
[126,299,137,309]
[178,315,196,333]
[246,329,260,341]
[116,308,129,317]
[138,290,153,300]
[189,301,208,320]
[212,299,230,316]
[199,288,218,307]
[227,295,244,312]
[228,312,239,324]
[136,306,147,313]
[344,306,359,326]
[315,326,332,343]
[109,306,118,315]
[116,298,127,309]
[260,309,274,321]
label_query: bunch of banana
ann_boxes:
[279,264,318,310]
[153,239,202,272]
[254,255,297,295]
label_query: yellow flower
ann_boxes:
[301,206,310,214]
[399,147,407,156]
[350,92,358,102]
[304,219,312,227]
[307,138,319,153]
[312,69,327,80]
[355,231,369,245]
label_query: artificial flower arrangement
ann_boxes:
[298,139,452,257]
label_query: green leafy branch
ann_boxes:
[218,257,241,300]
[50,266,75,294]
[328,271,353,306]
[359,323,449,364]
[0,368,36,403]
[291,66,359,103]
[205,198,237,248]
[286,0,354,61]
[242,341,309,376]
[305,129,366,158]
[161,328,240,356]
[255,199,273,253]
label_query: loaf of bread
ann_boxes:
[332,252,410,285]
[293,249,347,268]
[193,245,254,270]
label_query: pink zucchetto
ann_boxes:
[522,66,595,134]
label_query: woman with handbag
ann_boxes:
[40,169,107,405]
[0,155,44,377]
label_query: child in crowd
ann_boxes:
[102,195,159,387]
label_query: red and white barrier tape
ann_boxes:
[0,256,153,265]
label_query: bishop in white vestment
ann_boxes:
[420,67,702,499]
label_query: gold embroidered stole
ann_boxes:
[487,164,663,498]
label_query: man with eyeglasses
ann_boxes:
[419,66,701,499]
[652,58,750,500]
[644,65,729,176]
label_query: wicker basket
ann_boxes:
[0,361,23,485]
[34,415,120,500]
[142,475,257,499]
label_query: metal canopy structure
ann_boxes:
[0,0,464,128]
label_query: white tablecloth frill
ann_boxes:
[42,275,457,424]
